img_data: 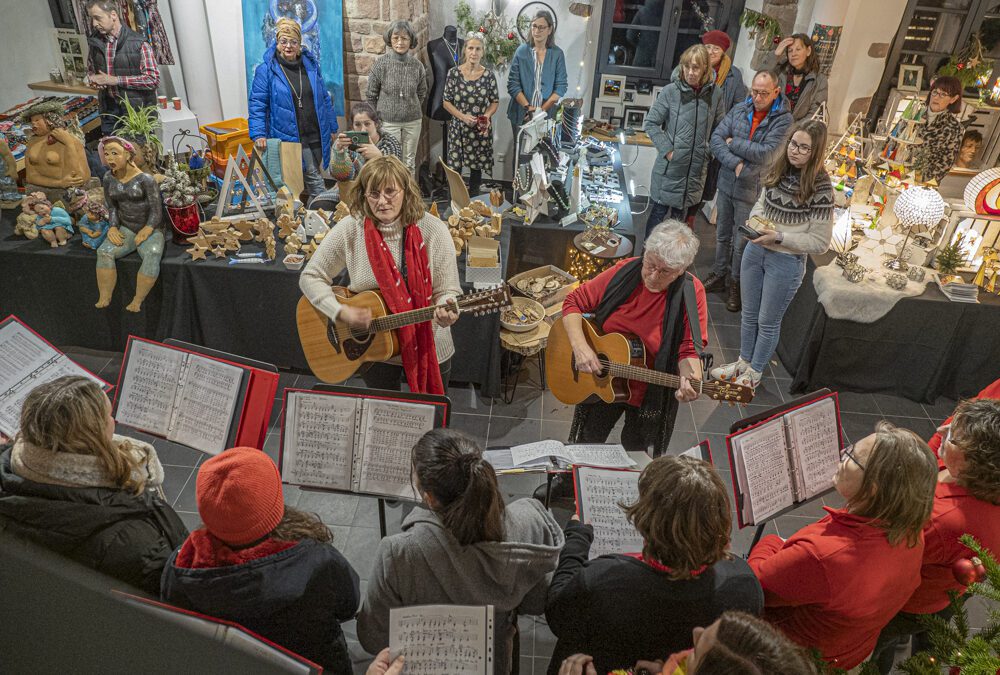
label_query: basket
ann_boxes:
[200,118,253,165]
[500,297,545,333]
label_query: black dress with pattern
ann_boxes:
[444,67,499,172]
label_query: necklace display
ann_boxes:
[444,37,459,65]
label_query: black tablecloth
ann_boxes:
[776,253,1000,403]
[0,210,505,396]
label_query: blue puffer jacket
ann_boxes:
[711,95,792,203]
[248,46,337,168]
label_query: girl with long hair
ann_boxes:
[711,119,834,390]
[161,447,360,673]
[0,376,186,595]
[357,429,564,674]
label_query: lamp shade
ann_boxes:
[893,185,946,228]
[963,167,1000,215]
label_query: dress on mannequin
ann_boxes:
[426,26,464,121]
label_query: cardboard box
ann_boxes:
[465,236,502,286]
[508,265,578,308]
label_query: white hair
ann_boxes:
[644,220,699,270]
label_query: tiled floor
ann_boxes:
[61,211,991,673]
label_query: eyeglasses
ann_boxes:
[788,139,812,154]
[531,23,550,31]
[840,443,866,471]
[930,89,953,98]
[366,187,402,202]
[642,257,680,277]
[277,38,300,47]
[750,89,775,99]
[391,34,411,43]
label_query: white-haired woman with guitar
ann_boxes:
[299,155,460,394]
[558,221,708,457]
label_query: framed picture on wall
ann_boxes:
[598,102,624,121]
[897,64,924,93]
[624,106,648,129]
[608,116,624,128]
[599,74,627,102]
[623,90,636,103]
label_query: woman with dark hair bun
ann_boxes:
[357,428,564,675]
[764,33,828,121]
[913,75,965,183]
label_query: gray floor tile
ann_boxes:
[492,387,544,421]
[534,620,556,657]
[168,465,199,512]
[541,419,572,444]
[690,398,744,435]
[714,323,742,351]
[664,429,701,455]
[341,526,383,581]
[540,390,575,422]
[883,415,937,440]
[152,440,204,468]
[872,393,933,419]
[297,490,360,528]
[176,510,202,532]
[261,430,280,463]
[838,411,883,445]
[922,397,958,421]
[447,412,490,447]
[768,357,792,380]
[743,376,785,408]
[519,656,535,675]
[448,383,492,415]
[160,464,193,503]
[836,390,880,415]
[489,416,541,447]
[63,348,112,377]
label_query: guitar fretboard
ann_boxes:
[601,360,729,398]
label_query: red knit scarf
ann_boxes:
[363,217,444,395]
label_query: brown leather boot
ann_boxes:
[726,278,741,313]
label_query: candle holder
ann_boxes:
[885,271,908,290]
[907,266,926,282]
[843,262,866,283]
[836,251,859,268]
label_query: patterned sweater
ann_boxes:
[299,213,462,363]
[366,52,428,123]
[747,169,834,256]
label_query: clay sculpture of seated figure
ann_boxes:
[95,136,164,312]
[24,191,74,247]
[20,100,90,202]
[0,134,20,207]
[78,188,111,250]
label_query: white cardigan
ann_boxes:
[299,213,462,363]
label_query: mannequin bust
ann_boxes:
[19,100,90,202]
[426,26,464,121]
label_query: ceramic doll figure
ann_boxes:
[95,137,164,312]
[15,199,39,239]
[25,192,74,247]
[19,100,90,202]
[78,187,110,250]
[0,134,20,208]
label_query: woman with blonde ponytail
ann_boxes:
[0,376,187,594]
[358,428,564,674]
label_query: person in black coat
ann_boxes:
[161,447,360,673]
[545,455,763,673]
[0,376,187,596]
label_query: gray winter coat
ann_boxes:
[720,64,749,113]
[357,499,565,674]
[761,52,829,121]
[644,71,724,209]
[711,95,793,204]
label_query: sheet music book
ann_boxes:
[279,389,439,500]
[728,394,843,527]
[113,339,251,456]
[572,442,711,558]
[506,440,637,469]
[389,604,495,675]
[0,316,110,437]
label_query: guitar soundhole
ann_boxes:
[342,330,374,361]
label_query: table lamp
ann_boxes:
[884,186,946,271]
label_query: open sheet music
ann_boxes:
[389,605,494,675]
[280,390,439,500]
[504,440,637,470]
[0,316,109,437]
[728,394,842,526]
[113,339,246,456]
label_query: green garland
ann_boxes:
[455,0,521,70]
[937,33,994,90]
[739,8,782,46]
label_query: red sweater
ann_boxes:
[748,507,925,670]
[562,259,709,407]
[903,481,1000,614]
[928,377,1000,453]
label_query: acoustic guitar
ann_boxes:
[545,316,755,405]
[297,286,511,383]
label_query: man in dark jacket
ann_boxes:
[706,71,792,312]
[85,0,160,135]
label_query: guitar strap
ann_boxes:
[682,277,712,373]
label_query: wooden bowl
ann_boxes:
[500,297,545,333]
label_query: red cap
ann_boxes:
[702,30,731,52]
[196,447,285,546]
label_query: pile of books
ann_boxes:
[935,273,979,303]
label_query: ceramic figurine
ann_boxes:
[24,192,74,247]
[0,134,20,208]
[95,137,164,312]
[78,187,110,250]
[19,100,90,203]
[14,200,39,239]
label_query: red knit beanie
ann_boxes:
[702,30,731,52]
[196,447,285,546]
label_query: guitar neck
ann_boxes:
[605,361,723,397]
[369,305,438,333]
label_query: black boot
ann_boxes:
[702,272,727,293]
[726,279,742,313]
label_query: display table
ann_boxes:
[776,253,1000,403]
[0,210,507,397]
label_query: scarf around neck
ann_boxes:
[715,53,732,87]
[762,169,834,226]
[11,434,164,492]
[362,217,444,395]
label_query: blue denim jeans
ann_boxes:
[301,144,327,197]
[739,242,806,373]
[645,201,696,239]
[713,191,754,281]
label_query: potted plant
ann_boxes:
[111,98,163,171]
[935,236,968,284]
[161,156,200,244]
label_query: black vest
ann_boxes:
[88,25,158,111]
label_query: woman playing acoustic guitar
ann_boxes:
[299,156,461,394]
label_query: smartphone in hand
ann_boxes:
[345,131,370,150]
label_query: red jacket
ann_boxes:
[562,258,708,407]
[748,507,925,670]
[928,377,1000,453]
[903,481,1000,614]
